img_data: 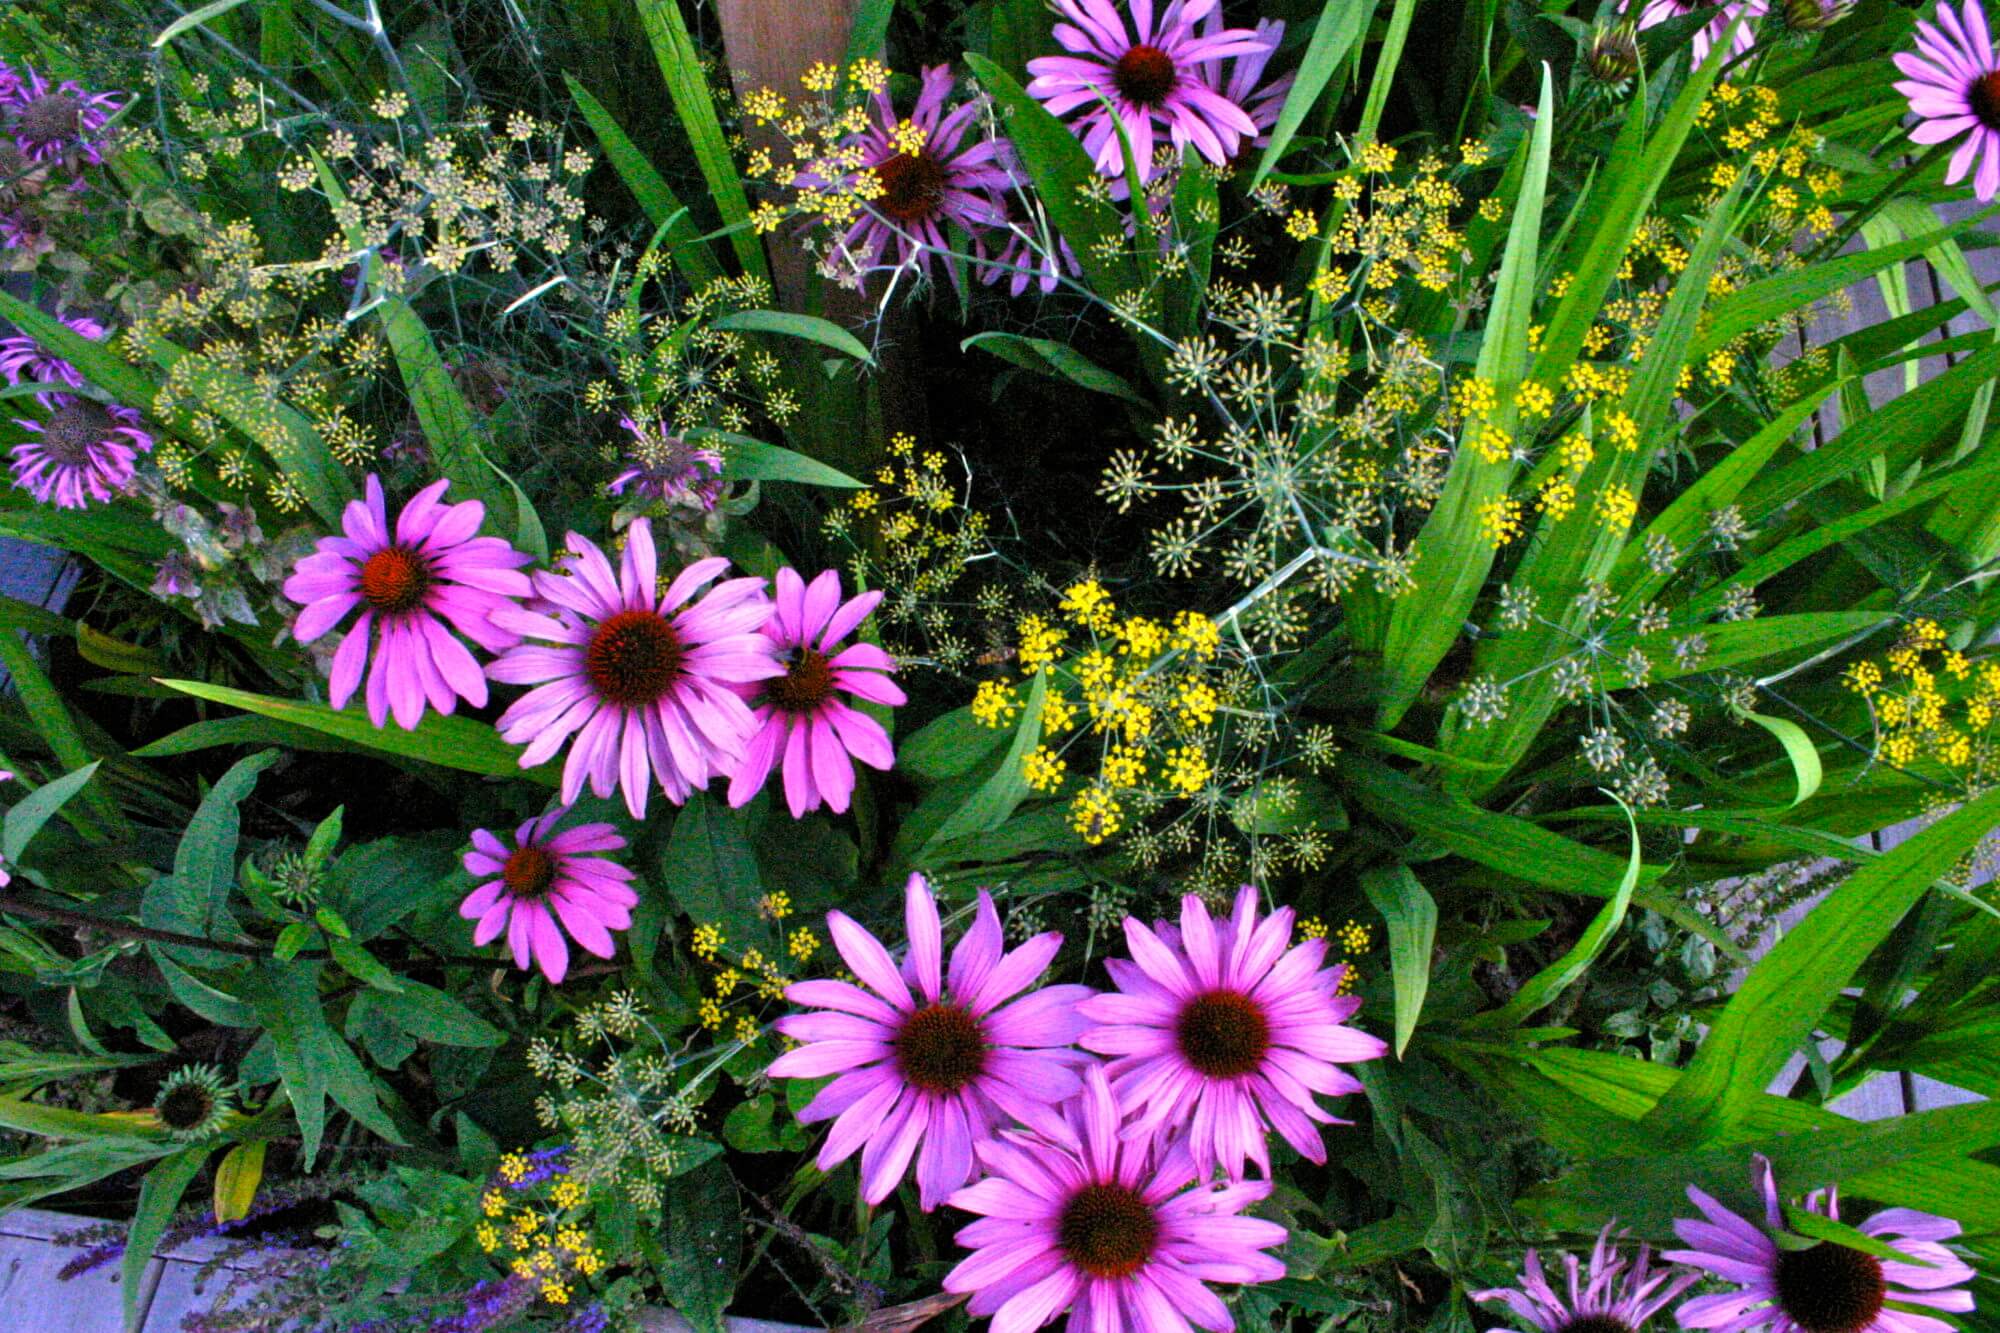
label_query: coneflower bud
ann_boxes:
[154,1064,233,1140]
[1585,23,1642,87]
[1778,0,1854,31]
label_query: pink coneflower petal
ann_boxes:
[488,519,780,817]
[458,809,632,984]
[770,873,1095,1210]
[1627,0,1769,65]
[9,392,151,510]
[726,567,901,818]
[942,1063,1286,1333]
[1666,1155,1978,1333]
[1079,883,1385,1181]
[283,474,531,730]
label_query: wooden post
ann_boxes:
[712,0,862,307]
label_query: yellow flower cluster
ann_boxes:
[971,580,1227,847]
[825,432,992,672]
[476,1154,607,1309]
[1845,620,2000,783]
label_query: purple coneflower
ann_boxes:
[726,567,902,818]
[459,809,637,984]
[979,227,1083,296]
[0,313,103,388]
[1079,883,1386,1181]
[1628,0,1769,66]
[1894,0,2000,202]
[769,872,1096,1210]
[809,65,1011,288]
[10,392,150,509]
[1026,0,1272,181]
[1666,1155,1976,1333]
[941,1062,1287,1333]
[607,416,724,510]
[1196,13,1290,144]
[1474,1226,1701,1333]
[487,520,781,818]
[3,69,122,167]
[283,475,531,730]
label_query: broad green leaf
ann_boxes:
[152,0,255,46]
[212,1139,265,1224]
[0,631,108,831]
[961,332,1149,405]
[1467,799,1640,1029]
[245,961,404,1167]
[635,0,767,279]
[1359,865,1436,1057]
[690,429,865,488]
[1373,67,1552,729]
[712,310,874,364]
[366,980,504,1047]
[1592,611,1889,689]
[1783,1205,1937,1267]
[177,750,279,938]
[661,793,770,951]
[2,760,100,863]
[927,669,1045,849]
[157,679,543,781]
[1736,710,1823,808]
[1249,0,1371,188]
[1640,787,2000,1147]
[566,75,722,288]
[124,1145,212,1329]
[659,1161,741,1333]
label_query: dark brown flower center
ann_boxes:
[1969,70,2000,131]
[768,647,836,713]
[358,545,431,615]
[156,1083,216,1132]
[1556,1318,1635,1333]
[893,1002,987,1093]
[1058,1184,1160,1279]
[41,400,111,466]
[17,93,80,147]
[1175,989,1270,1078]
[1774,1243,1886,1333]
[501,845,558,899]
[585,608,686,707]
[874,151,947,223]
[1113,44,1178,108]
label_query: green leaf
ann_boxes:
[245,961,403,1167]
[961,333,1149,405]
[1359,865,1436,1058]
[156,679,542,781]
[1783,1205,1936,1267]
[712,310,873,364]
[927,669,1045,849]
[1593,611,1890,689]
[1736,710,1823,808]
[1249,0,1371,188]
[0,290,156,416]
[659,1161,741,1333]
[124,1146,212,1327]
[1640,787,2000,1147]
[691,429,865,488]
[273,922,314,962]
[179,750,280,938]
[963,53,1137,306]
[212,1139,265,1225]
[0,631,108,832]
[329,939,402,993]
[1373,67,1553,728]
[661,793,769,951]
[2,760,100,863]
[152,0,255,46]
[1468,798,1641,1029]
[367,980,504,1047]
[635,0,767,279]
[566,75,722,288]
[155,954,255,1028]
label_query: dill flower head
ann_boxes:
[154,1064,233,1140]
[607,415,723,511]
